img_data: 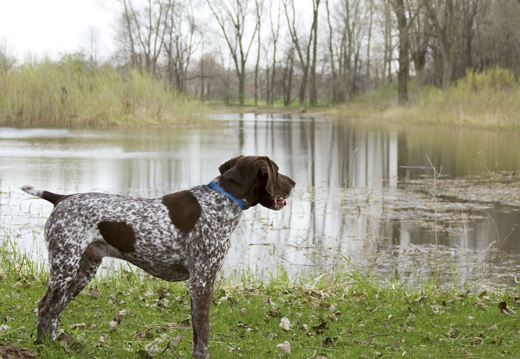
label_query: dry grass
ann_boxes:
[0,57,206,127]
[331,68,520,130]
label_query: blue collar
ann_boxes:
[207,181,245,210]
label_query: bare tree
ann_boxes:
[366,0,374,88]
[326,0,366,104]
[79,26,102,66]
[283,0,321,107]
[407,0,429,84]
[205,0,260,105]
[325,0,339,103]
[264,0,283,105]
[309,0,321,105]
[478,0,520,75]
[392,0,409,104]
[254,0,265,105]
[103,0,520,105]
[453,0,482,78]
[164,0,199,92]
[281,45,295,106]
[423,0,458,89]
[197,48,222,101]
[116,0,172,75]
[381,0,394,82]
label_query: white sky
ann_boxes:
[0,0,117,61]
[0,1,314,64]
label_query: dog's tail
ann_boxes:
[21,185,69,206]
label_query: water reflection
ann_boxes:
[1,114,519,286]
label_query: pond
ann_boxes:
[1,113,520,288]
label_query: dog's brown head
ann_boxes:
[216,155,295,210]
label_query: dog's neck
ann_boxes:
[207,181,245,210]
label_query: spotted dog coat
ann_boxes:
[22,155,295,359]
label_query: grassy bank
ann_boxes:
[332,68,520,130]
[3,60,518,130]
[1,244,519,358]
[0,57,205,127]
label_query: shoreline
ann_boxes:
[2,105,519,131]
[212,105,520,131]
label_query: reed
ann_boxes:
[0,57,206,127]
[414,68,520,128]
[331,68,520,129]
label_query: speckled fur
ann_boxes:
[22,155,295,359]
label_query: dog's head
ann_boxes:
[217,155,295,210]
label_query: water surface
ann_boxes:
[1,114,519,287]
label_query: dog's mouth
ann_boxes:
[275,196,287,209]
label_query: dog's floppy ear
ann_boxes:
[255,156,278,196]
[219,155,244,174]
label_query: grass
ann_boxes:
[329,68,520,130]
[0,56,207,128]
[3,59,518,130]
[1,242,520,358]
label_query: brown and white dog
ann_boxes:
[22,155,295,359]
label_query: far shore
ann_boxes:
[211,104,520,131]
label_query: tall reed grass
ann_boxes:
[414,68,520,128]
[0,56,205,127]
[335,68,520,129]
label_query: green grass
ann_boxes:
[0,56,207,128]
[1,245,519,358]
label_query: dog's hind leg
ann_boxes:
[37,242,105,341]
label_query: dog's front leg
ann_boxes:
[189,281,213,359]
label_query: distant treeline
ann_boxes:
[3,0,520,108]
[2,0,520,127]
[0,57,204,127]
[1,58,519,128]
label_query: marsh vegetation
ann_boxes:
[0,58,205,127]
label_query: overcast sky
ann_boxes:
[0,0,117,61]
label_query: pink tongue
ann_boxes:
[277,197,286,208]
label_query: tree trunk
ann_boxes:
[266,66,270,105]
[268,0,281,106]
[383,0,392,82]
[284,50,294,106]
[366,0,373,89]
[283,0,319,108]
[206,0,259,106]
[325,0,338,104]
[238,63,246,105]
[424,0,457,90]
[309,0,320,106]
[200,53,205,101]
[394,0,409,104]
[254,0,263,106]
[270,53,277,106]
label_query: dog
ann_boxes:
[22,155,295,359]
